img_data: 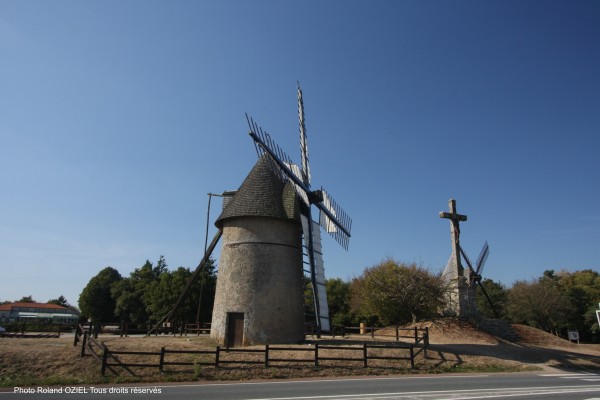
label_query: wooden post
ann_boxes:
[363,343,368,368]
[215,346,220,368]
[101,347,108,376]
[424,327,429,359]
[395,325,399,342]
[73,324,80,347]
[265,344,269,368]
[409,344,415,369]
[414,327,418,344]
[80,331,88,357]
[159,347,166,373]
[371,326,374,339]
[314,342,319,367]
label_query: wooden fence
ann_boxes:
[184,323,211,336]
[333,326,429,346]
[95,342,426,376]
[73,323,429,376]
[0,322,73,338]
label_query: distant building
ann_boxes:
[0,302,80,325]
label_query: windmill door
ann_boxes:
[226,312,244,347]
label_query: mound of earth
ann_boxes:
[512,324,577,348]
[393,318,600,371]
[407,319,500,344]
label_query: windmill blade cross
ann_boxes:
[246,114,352,248]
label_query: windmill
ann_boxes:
[440,199,497,318]
[244,83,352,333]
[148,85,351,343]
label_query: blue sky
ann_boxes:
[1,1,598,308]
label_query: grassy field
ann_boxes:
[1,320,599,388]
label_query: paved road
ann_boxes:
[2,372,600,400]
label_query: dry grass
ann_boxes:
[1,319,599,388]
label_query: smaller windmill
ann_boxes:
[440,199,498,318]
[459,241,500,318]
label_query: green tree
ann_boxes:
[506,278,572,334]
[554,269,600,340]
[146,267,198,327]
[195,257,217,324]
[111,278,148,328]
[351,259,447,324]
[18,295,36,303]
[48,295,70,307]
[79,267,122,329]
[325,278,353,327]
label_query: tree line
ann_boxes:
[75,256,599,342]
[78,256,217,332]
[317,259,600,342]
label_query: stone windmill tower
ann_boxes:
[210,156,306,346]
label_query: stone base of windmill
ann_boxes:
[442,278,479,319]
[210,217,306,347]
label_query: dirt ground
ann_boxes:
[1,319,599,387]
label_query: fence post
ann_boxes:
[159,347,166,373]
[363,343,368,368]
[371,326,374,339]
[265,345,269,368]
[215,346,220,368]
[395,325,399,342]
[314,342,319,367]
[101,347,108,376]
[74,324,81,347]
[409,344,414,369]
[80,331,88,357]
[424,327,429,359]
[414,327,418,344]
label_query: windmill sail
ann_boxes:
[475,241,489,275]
[298,84,311,186]
[301,215,331,332]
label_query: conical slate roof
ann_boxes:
[215,156,301,228]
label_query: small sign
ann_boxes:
[568,330,579,343]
